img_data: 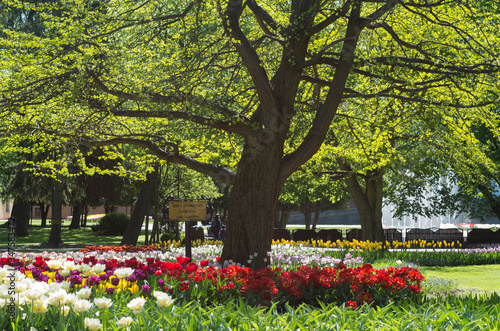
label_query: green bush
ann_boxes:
[95,212,130,235]
[160,232,177,242]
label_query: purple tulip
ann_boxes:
[54,273,64,282]
[111,277,120,286]
[106,287,114,295]
[141,285,151,294]
[87,276,100,286]
[158,279,165,287]
[137,271,147,281]
[70,275,82,285]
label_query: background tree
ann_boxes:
[141,161,222,245]
[279,153,348,230]
[0,140,56,236]
[384,113,500,224]
[1,1,499,267]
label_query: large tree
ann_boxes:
[1,0,499,267]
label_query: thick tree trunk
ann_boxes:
[277,210,290,228]
[40,203,50,227]
[312,206,320,231]
[221,144,283,269]
[303,202,312,230]
[12,198,30,237]
[150,218,160,244]
[81,206,89,227]
[121,167,158,245]
[340,162,385,242]
[144,215,149,245]
[69,204,81,229]
[48,179,64,247]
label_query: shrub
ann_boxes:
[95,212,130,235]
[160,232,177,242]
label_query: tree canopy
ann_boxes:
[1,0,500,267]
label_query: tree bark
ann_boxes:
[340,161,385,242]
[150,218,160,244]
[40,203,50,227]
[121,166,158,245]
[12,198,30,237]
[312,206,320,231]
[48,179,64,247]
[81,206,89,227]
[221,143,284,269]
[303,202,312,230]
[69,203,81,229]
[144,215,149,245]
[277,210,290,228]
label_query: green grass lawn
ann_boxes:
[0,224,148,249]
[420,264,500,295]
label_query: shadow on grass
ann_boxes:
[420,265,500,295]
[0,226,147,249]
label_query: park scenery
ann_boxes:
[2,0,500,330]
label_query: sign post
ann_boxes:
[168,200,207,259]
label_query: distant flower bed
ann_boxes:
[65,214,105,221]
[273,238,463,250]
[79,244,165,253]
[0,248,424,330]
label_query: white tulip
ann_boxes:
[48,289,68,307]
[76,288,92,299]
[92,264,106,274]
[156,294,174,308]
[0,268,7,281]
[94,297,112,309]
[126,297,147,314]
[45,259,62,270]
[30,298,49,314]
[116,316,133,327]
[64,293,77,305]
[84,317,103,331]
[60,305,70,316]
[72,299,92,313]
[62,261,75,271]
[114,268,134,279]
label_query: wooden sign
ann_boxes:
[169,201,206,220]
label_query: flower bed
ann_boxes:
[0,247,424,330]
[65,214,105,222]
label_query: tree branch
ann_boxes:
[246,0,282,36]
[90,0,202,39]
[280,0,399,182]
[367,22,432,60]
[80,137,236,185]
[111,109,253,138]
[86,69,183,104]
[309,1,352,35]
[221,0,277,111]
